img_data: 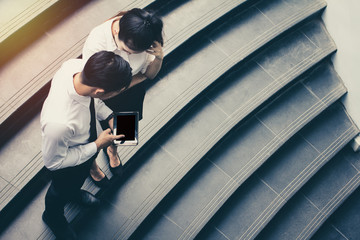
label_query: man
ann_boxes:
[40,51,132,239]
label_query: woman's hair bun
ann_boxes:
[119,8,164,51]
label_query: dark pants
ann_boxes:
[44,155,96,219]
[104,81,146,120]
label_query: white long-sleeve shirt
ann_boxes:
[82,17,154,75]
[40,59,112,170]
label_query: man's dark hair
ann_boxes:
[118,8,163,52]
[82,51,132,92]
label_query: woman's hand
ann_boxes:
[146,41,163,60]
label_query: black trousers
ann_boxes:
[104,81,146,120]
[44,154,96,219]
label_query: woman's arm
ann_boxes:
[144,41,164,79]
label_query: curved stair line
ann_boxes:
[118,1,329,164]
[0,0,251,216]
[0,0,58,42]
[239,111,358,240]
[177,62,347,239]
[0,0,155,125]
[112,17,336,240]
[163,0,248,55]
[256,144,360,240]
[193,104,358,240]
[3,1,360,239]
[298,173,360,239]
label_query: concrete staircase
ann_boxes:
[1,0,360,239]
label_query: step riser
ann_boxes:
[196,104,358,240]
[178,63,347,239]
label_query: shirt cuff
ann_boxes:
[105,112,114,123]
[84,141,98,158]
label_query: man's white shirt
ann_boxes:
[40,59,112,170]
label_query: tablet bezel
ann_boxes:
[113,111,139,145]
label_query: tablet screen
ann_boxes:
[116,114,136,141]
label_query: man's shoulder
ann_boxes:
[42,59,83,122]
[41,94,72,126]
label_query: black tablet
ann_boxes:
[113,112,138,145]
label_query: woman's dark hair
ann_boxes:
[82,51,132,92]
[118,8,163,52]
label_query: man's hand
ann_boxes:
[94,128,124,151]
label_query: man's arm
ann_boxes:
[42,123,97,170]
[42,122,123,170]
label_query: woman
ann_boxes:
[82,8,164,186]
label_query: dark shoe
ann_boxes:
[110,163,124,176]
[90,167,110,188]
[42,211,77,240]
[104,148,124,176]
[74,190,100,208]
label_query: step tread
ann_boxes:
[195,103,358,240]
[0,0,328,215]
[76,17,336,239]
[0,0,250,213]
[311,182,360,240]
[0,0,335,239]
[0,0,58,43]
[131,61,347,239]
[256,145,360,240]
[0,0,154,125]
[118,0,329,165]
[0,0,246,127]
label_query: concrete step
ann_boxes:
[0,0,251,215]
[0,0,155,143]
[0,0,248,141]
[195,103,359,240]
[0,0,335,239]
[0,0,93,67]
[0,0,59,44]
[74,17,337,240]
[0,0,328,217]
[256,144,360,239]
[311,180,360,240]
[0,0,156,215]
[117,0,329,168]
[131,61,347,239]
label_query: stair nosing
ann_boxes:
[0,0,58,41]
[119,1,330,163]
[176,64,347,239]
[115,19,334,240]
[240,126,358,240]
[298,173,360,240]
